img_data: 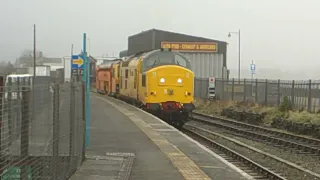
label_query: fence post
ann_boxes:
[243,78,246,101]
[69,82,75,172]
[202,78,205,99]
[52,82,60,179]
[308,79,312,112]
[291,80,295,107]
[220,78,223,100]
[0,76,4,175]
[20,86,30,180]
[7,78,12,142]
[16,77,20,140]
[255,79,258,103]
[231,78,234,101]
[277,79,281,106]
[265,79,268,105]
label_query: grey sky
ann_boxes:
[1,0,320,79]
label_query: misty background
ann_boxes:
[1,0,319,80]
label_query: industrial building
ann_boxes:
[120,29,229,79]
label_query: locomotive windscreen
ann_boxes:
[142,51,191,72]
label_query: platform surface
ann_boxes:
[69,94,253,180]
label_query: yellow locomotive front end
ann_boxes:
[145,65,194,112]
[139,49,195,127]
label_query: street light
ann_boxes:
[228,29,241,80]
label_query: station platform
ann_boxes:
[69,94,253,180]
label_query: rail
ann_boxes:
[183,125,286,180]
[183,124,320,180]
[191,112,320,156]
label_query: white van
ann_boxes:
[4,74,33,100]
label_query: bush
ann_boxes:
[279,96,292,112]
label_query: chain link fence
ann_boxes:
[194,77,320,112]
[0,76,85,179]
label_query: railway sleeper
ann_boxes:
[194,117,320,156]
[193,112,320,147]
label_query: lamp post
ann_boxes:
[228,29,241,80]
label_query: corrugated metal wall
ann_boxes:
[126,29,230,81]
[153,29,227,67]
[182,52,224,78]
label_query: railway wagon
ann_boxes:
[117,48,195,127]
[110,60,121,96]
[96,59,121,95]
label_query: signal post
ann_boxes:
[70,33,90,148]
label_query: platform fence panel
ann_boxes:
[194,77,209,99]
[0,76,85,180]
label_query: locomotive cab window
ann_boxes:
[142,51,191,72]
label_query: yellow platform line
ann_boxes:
[97,96,212,180]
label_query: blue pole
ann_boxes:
[83,33,90,148]
[82,35,86,83]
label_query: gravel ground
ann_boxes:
[185,121,320,180]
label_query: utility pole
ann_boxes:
[238,29,241,81]
[71,44,73,82]
[228,29,241,82]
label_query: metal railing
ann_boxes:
[0,76,85,179]
[194,77,320,112]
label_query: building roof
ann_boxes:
[129,28,227,44]
[43,57,62,63]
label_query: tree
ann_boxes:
[0,61,15,75]
[15,49,44,67]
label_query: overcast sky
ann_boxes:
[1,0,320,79]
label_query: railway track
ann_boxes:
[191,112,320,157]
[183,124,320,180]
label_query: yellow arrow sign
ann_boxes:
[73,58,84,67]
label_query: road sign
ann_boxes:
[72,55,84,69]
[1,166,32,180]
[208,76,215,88]
[250,64,256,74]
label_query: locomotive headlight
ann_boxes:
[160,78,165,83]
[177,78,182,83]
